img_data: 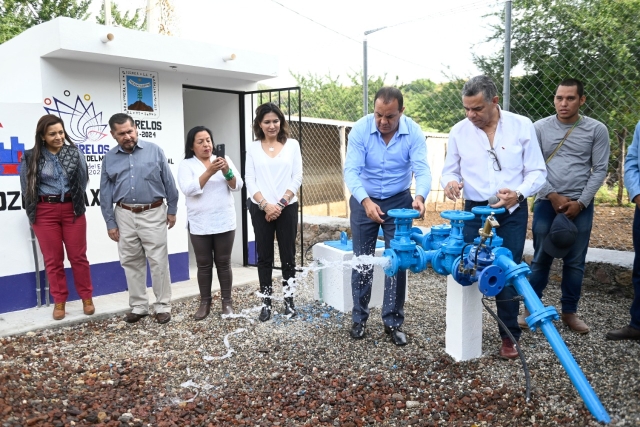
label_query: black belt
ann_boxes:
[39,194,72,203]
[117,199,163,213]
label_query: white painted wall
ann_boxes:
[0,60,264,288]
[36,58,188,266]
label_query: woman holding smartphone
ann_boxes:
[246,103,303,322]
[178,126,243,319]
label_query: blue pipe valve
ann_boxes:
[383,209,429,276]
[471,205,505,248]
[380,208,611,424]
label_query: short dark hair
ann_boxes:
[184,126,214,159]
[461,75,498,103]
[558,78,584,97]
[108,113,135,130]
[374,87,403,111]
[253,103,289,144]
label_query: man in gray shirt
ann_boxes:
[519,79,610,334]
[100,113,179,324]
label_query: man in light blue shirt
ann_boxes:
[606,120,640,341]
[344,86,431,346]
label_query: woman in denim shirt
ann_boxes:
[20,114,94,320]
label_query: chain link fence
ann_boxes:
[261,0,639,252]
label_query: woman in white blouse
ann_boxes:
[246,103,303,322]
[178,126,243,319]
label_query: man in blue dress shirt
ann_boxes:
[607,120,640,341]
[100,113,179,325]
[344,87,431,346]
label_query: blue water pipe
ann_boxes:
[381,208,610,424]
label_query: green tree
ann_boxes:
[476,0,640,202]
[287,72,467,133]
[402,78,466,133]
[1,0,90,44]
[290,72,389,122]
[95,2,146,30]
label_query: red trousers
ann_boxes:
[31,201,93,303]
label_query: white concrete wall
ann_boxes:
[0,57,263,312]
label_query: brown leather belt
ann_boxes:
[39,194,72,203]
[116,199,163,213]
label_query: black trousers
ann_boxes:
[248,201,299,296]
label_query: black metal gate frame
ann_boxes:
[181,85,304,270]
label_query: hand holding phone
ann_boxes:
[215,144,225,159]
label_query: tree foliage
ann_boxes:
[95,2,146,30]
[288,72,466,133]
[290,71,387,123]
[1,0,153,44]
[401,78,466,133]
[0,0,90,43]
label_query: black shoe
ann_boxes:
[606,325,640,341]
[156,312,171,324]
[258,306,271,322]
[384,325,408,346]
[350,322,366,339]
[284,297,296,318]
[124,312,148,323]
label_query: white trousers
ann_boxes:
[115,204,172,314]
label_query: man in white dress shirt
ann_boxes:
[441,75,547,359]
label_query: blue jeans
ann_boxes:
[629,207,640,329]
[529,199,593,313]
[350,190,413,327]
[463,199,528,341]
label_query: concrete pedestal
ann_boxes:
[312,243,407,313]
[445,275,483,361]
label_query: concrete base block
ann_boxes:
[312,243,407,313]
[445,275,483,361]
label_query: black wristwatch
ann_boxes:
[515,190,525,203]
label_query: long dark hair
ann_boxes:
[184,126,215,159]
[252,102,289,144]
[25,115,76,201]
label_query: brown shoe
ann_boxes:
[518,307,530,330]
[156,312,171,324]
[53,302,66,320]
[194,298,211,321]
[124,312,148,323]
[606,325,640,341]
[82,299,95,315]
[499,337,519,360]
[561,312,590,334]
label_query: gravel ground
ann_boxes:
[1,261,639,426]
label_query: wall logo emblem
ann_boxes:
[43,92,110,176]
[43,92,109,143]
[120,68,159,118]
[0,120,24,176]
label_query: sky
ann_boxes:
[96,0,506,87]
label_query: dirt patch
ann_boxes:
[416,201,634,252]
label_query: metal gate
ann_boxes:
[241,87,304,270]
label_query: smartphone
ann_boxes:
[215,144,225,159]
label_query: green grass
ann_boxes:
[594,184,634,207]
